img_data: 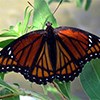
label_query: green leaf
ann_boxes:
[76,0,91,10]
[76,0,84,7]
[20,6,32,35]
[0,39,15,48]
[0,73,5,80]
[12,22,22,37]
[0,88,19,100]
[3,96,19,100]
[0,31,17,37]
[32,0,58,30]
[80,59,100,99]
[0,78,18,93]
[0,22,22,38]
[54,79,71,99]
[85,0,92,10]
[45,85,61,100]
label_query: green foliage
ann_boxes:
[76,0,84,7]
[47,0,92,10]
[0,39,15,48]
[0,6,32,39]
[0,78,20,100]
[76,0,92,10]
[80,59,100,99]
[32,0,58,30]
[0,73,5,79]
[84,0,92,10]
[47,0,70,4]
[0,0,99,100]
[54,80,71,99]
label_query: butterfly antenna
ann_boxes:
[42,0,63,28]
[53,0,63,15]
[27,1,34,8]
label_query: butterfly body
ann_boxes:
[0,22,100,84]
[45,23,57,71]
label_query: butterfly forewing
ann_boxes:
[0,30,54,84]
[55,27,100,81]
[12,33,43,67]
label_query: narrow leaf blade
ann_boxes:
[54,79,71,99]
[20,7,32,35]
[76,0,84,7]
[85,0,92,10]
[0,39,15,48]
[0,31,18,37]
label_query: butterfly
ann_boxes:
[0,22,100,85]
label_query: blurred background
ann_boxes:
[0,0,100,100]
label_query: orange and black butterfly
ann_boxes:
[0,22,100,84]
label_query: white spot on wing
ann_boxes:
[74,72,76,75]
[11,56,13,58]
[2,67,4,70]
[63,80,65,82]
[12,66,15,69]
[95,53,97,56]
[18,68,21,70]
[33,77,35,79]
[27,75,29,78]
[7,66,9,69]
[63,76,65,78]
[8,50,12,55]
[46,78,48,81]
[89,35,92,38]
[81,61,83,63]
[90,54,93,57]
[85,58,88,61]
[78,69,80,71]
[7,47,11,50]
[24,69,27,72]
[89,44,91,47]
[89,39,92,43]
[52,76,54,79]
[56,75,59,78]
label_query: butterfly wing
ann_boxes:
[0,25,100,84]
[0,30,54,84]
[54,27,100,81]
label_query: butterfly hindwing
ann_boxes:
[55,39,82,81]
[30,41,54,84]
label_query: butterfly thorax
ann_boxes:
[45,22,56,71]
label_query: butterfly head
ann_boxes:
[46,22,52,26]
[46,22,54,34]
